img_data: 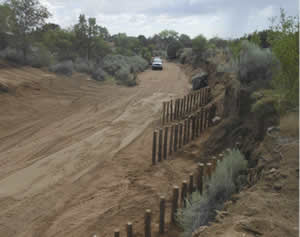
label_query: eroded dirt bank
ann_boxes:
[0,62,200,237]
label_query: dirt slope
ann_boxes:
[192,130,299,237]
[0,62,199,237]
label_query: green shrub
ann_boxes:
[177,149,247,237]
[74,58,94,73]
[49,60,73,76]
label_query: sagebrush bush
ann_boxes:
[74,58,95,73]
[102,54,146,86]
[0,47,23,64]
[177,149,247,237]
[91,67,108,81]
[238,40,279,83]
[49,60,73,76]
[179,48,193,64]
[27,44,53,68]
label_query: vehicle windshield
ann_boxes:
[153,59,162,63]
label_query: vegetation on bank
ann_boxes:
[177,149,248,237]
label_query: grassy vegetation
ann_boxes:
[177,149,247,237]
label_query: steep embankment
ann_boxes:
[178,56,299,237]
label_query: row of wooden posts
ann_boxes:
[153,103,216,165]
[161,87,211,125]
[105,151,231,237]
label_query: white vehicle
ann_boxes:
[152,58,163,70]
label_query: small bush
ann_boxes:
[179,48,193,64]
[102,54,146,86]
[0,47,23,64]
[74,58,95,73]
[49,60,73,76]
[177,149,247,237]
[27,44,53,68]
[91,67,108,81]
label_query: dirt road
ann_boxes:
[0,62,198,237]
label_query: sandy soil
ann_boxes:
[0,62,202,237]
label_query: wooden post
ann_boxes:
[127,223,133,237]
[206,162,212,180]
[189,173,194,194]
[207,87,211,103]
[204,108,208,129]
[191,115,195,140]
[183,119,187,145]
[177,99,180,120]
[174,100,177,120]
[219,153,224,161]
[181,98,184,117]
[170,100,173,121]
[163,126,168,160]
[211,156,217,172]
[158,128,163,162]
[199,89,203,106]
[171,186,179,223]
[162,102,166,125]
[187,95,190,113]
[114,229,120,237]
[145,209,151,237]
[166,101,169,123]
[197,163,204,194]
[159,196,165,234]
[187,117,191,144]
[179,122,183,149]
[198,111,201,135]
[195,112,200,137]
[152,130,157,165]
[174,123,178,152]
[181,181,188,208]
[178,99,181,119]
[200,108,204,132]
[183,96,187,115]
[169,125,174,156]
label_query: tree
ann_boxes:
[267,8,299,110]
[74,14,88,58]
[179,34,192,47]
[192,34,207,56]
[6,0,51,63]
[74,14,109,61]
[0,3,14,49]
[167,40,183,59]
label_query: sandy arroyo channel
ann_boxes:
[0,62,196,237]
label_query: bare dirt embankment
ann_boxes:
[0,61,203,237]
